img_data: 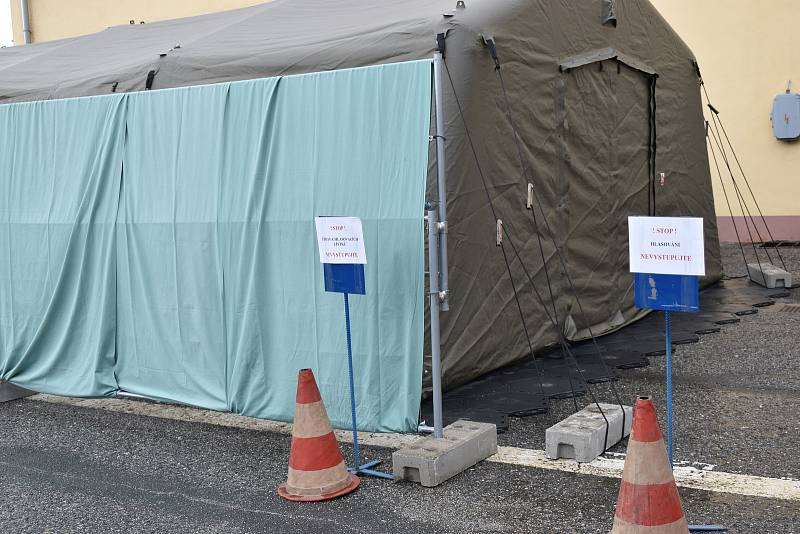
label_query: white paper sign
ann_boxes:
[628,216,705,276]
[314,216,367,264]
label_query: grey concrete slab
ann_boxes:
[392,420,496,487]
[545,403,632,463]
[747,262,792,289]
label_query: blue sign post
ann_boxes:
[629,217,726,532]
[316,217,392,481]
[634,272,699,467]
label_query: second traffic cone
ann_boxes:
[278,368,360,502]
[610,396,689,533]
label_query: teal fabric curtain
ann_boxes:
[0,95,126,396]
[1,60,431,432]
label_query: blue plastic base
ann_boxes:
[348,459,394,480]
[688,526,727,532]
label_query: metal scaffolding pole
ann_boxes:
[427,209,444,438]
[426,51,450,439]
[433,51,449,312]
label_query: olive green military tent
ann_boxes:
[0,0,721,428]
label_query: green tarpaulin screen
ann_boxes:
[0,60,431,432]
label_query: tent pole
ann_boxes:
[433,51,449,311]
[427,209,444,439]
[20,0,32,44]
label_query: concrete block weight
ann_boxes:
[392,420,497,487]
[546,403,632,463]
[747,263,792,289]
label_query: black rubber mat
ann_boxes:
[420,401,511,433]
[420,276,784,427]
[753,301,776,308]
[600,339,666,359]
[541,360,618,385]
[459,367,581,403]
[769,291,791,299]
[761,240,800,248]
[0,381,34,403]
[694,326,721,335]
[534,375,587,400]
[669,312,738,329]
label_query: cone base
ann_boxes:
[610,516,689,533]
[277,473,360,502]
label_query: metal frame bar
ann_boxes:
[426,52,449,439]
[433,51,450,311]
[427,209,444,439]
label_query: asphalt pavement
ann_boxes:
[1,398,799,533]
[1,244,799,533]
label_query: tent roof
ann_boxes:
[0,0,465,102]
[0,0,690,104]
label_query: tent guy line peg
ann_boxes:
[496,219,503,246]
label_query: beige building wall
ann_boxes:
[651,0,800,241]
[10,0,268,44]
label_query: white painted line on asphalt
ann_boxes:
[28,394,423,448]
[27,394,800,502]
[489,446,800,502]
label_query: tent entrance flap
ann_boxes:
[561,60,651,336]
[559,48,657,76]
[0,60,433,433]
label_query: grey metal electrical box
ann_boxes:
[771,93,800,140]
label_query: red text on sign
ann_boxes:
[652,227,677,235]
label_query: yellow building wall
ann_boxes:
[10,0,268,44]
[651,0,800,240]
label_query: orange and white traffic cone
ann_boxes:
[610,396,689,533]
[277,369,360,502]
